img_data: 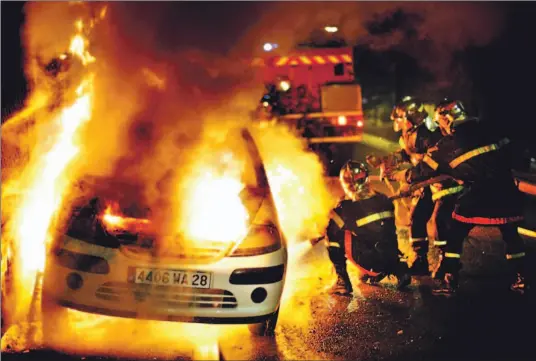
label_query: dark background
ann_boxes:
[1,1,27,120]
[352,2,536,154]
[2,2,536,153]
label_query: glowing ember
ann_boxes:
[180,152,249,245]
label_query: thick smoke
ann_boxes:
[10,2,259,218]
[15,1,508,123]
[241,2,505,81]
[15,1,507,183]
[8,0,506,252]
[82,2,507,119]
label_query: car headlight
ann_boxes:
[55,248,110,274]
[229,224,282,257]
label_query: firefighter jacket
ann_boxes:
[405,119,524,225]
[326,192,400,274]
[398,122,442,162]
[385,124,462,200]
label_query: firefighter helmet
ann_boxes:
[434,99,468,135]
[390,96,428,132]
[339,160,370,200]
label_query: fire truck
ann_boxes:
[252,46,364,141]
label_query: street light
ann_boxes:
[324,26,338,33]
[263,42,278,52]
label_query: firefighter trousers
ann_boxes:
[409,187,435,256]
[326,233,407,277]
[431,194,458,250]
[326,234,348,275]
[441,221,527,276]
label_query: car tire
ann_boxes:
[248,307,279,337]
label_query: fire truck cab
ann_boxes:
[252,46,364,139]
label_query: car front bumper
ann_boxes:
[43,236,287,324]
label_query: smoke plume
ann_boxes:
[240,2,505,82]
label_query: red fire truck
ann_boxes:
[252,46,364,140]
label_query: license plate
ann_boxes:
[128,267,212,289]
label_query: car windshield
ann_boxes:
[62,128,268,247]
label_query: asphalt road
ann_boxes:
[3,130,536,361]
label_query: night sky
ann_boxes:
[1,1,27,119]
[2,2,536,151]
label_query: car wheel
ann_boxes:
[248,307,279,337]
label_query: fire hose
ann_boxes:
[388,175,454,200]
[310,235,325,246]
[387,174,536,240]
[308,176,459,247]
[379,164,412,211]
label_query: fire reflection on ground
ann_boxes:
[1,229,414,360]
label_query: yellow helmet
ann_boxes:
[390,96,428,132]
[434,99,468,135]
[339,160,370,200]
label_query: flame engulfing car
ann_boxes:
[42,128,287,336]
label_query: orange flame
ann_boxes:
[18,82,93,274]
[101,204,151,233]
[1,13,100,327]
[180,152,249,246]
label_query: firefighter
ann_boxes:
[367,96,443,276]
[389,99,529,295]
[323,160,411,295]
[427,176,465,280]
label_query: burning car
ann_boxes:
[41,128,287,336]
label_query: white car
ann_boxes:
[42,128,287,336]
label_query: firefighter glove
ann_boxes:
[366,154,382,168]
[389,169,409,183]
